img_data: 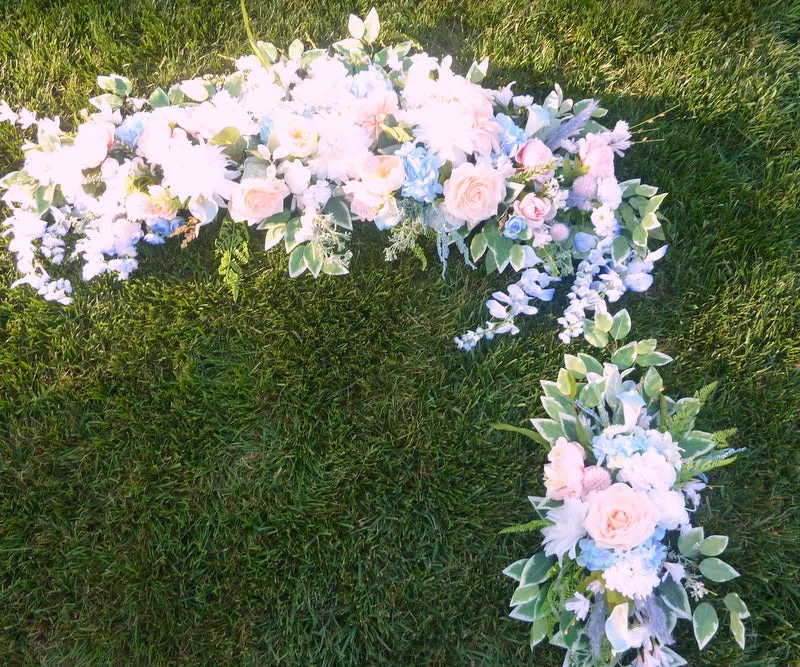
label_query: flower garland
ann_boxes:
[498,333,747,665]
[0,8,666,349]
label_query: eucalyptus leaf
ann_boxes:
[564,354,587,378]
[699,558,740,582]
[730,611,746,649]
[636,351,673,367]
[678,527,704,556]
[609,309,632,340]
[324,196,353,230]
[723,593,749,619]
[611,342,637,369]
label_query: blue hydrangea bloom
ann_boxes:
[397,143,443,203]
[577,538,619,570]
[495,113,527,157]
[115,114,147,147]
[350,70,394,98]
[147,217,183,243]
[503,214,528,239]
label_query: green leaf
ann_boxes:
[541,396,571,421]
[700,535,729,557]
[699,558,740,582]
[679,432,717,458]
[470,232,488,262]
[636,184,659,197]
[181,79,211,102]
[321,257,349,276]
[255,210,293,229]
[609,309,632,340]
[730,611,746,649]
[284,218,302,252]
[304,243,325,278]
[348,14,365,40]
[300,49,326,69]
[636,351,673,367]
[34,184,54,216]
[530,615,549,648]
[558,414,581,442]
[362,7,380,43]
[288,245,308,277]
[583,322,609,348]
[532,418,564,443]
[288,38,304,60]
[556,368,577,398]
[223,71,244,97]
[89,93,123,110]
[678,527,704,556]
[659,577,692,620]
[489,422,548,446]
[467,57,489,84]
[564,354,587,378]
[148,88,169,108]
[502,558,528,582]
[509,598,539,622]
[612,234,631,264]
[693,603,719,650]
[611,342,637,369]
[560,611,581,649]
[323,196,353,230]
[261,222,287,250]
[724,593,750,619]
[643,366,663,398]
[595,312,613,333]
[521,553,553,586]
[635,339,658,355]
[511,583,540,606]
[645,192,668,215]
[256,40,278,64]
[509,244,526,271]
[210,126,242,146]
[579,382,601,408]
[97,74,132,97]
[167,85,185,105]
[577,353,603,375]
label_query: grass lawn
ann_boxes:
[1,0,798,663]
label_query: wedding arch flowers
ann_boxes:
[0,8,667,349]
[497,333,748,665]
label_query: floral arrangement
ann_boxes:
[498,332,747,665]
[0,8,667,349]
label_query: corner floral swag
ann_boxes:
[0,8,665,349]
[496,339,747,665]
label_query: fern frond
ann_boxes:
[215,219,250,301]
[676,447,746,484]
[499,519,552,535]
[694,381,719,406]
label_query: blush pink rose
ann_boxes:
[584,483,659,550]
[126,185,178,221]
[516,193,554,228]
[578,134,615,179]
[230,177,290,226]
[443,162,506,228]
[544,437,586,500]
[516,138,555,179]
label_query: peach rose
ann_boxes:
[544,437,586,500]
[516,138,555,179]
[584,483,659,550]
[355,89,400,140]
[271,114,318,159]
[443,162,506,228]
[230,177,290,226]
[516,193,554,227]
[361,155,406,196]
[578,134,615,179]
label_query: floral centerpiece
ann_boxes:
[498,332,747,665]
[0,7,666,348]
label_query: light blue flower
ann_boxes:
[258,116,274,144]
[398,143,442,203]
[577,538,619,570]
[495,113,527,157]
[503,214,528,239]
[573,231,598,253]
[115,113,147,147]
[147,217,183,242]
[350,69,394,98]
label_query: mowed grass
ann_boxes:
[0,0,798,664]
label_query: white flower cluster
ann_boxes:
[0,9,665,348]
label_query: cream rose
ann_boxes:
[271,115,318,159]
[544,437,586,500]
[584,483,659,549]
[361,155,406,196]
[442,162,505,228]
[230,177,290,226]
[126,185,178,221]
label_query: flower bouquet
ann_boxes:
[0,7,666,348]
[498,335,747,665]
